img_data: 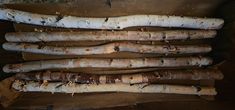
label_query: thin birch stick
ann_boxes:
[3,57,212,73]
[12,80,217,95]
[5,30,217,42]
[0,8,224,29]
[15,69,223,84]
[2,42,212,55]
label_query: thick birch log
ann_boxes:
[3,57,212,73]
[15,69,223,84]
[12,80,217,95]
[5,30,216,42]
[2,42,212,55]
[0,8,224,29]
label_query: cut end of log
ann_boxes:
[216,19,225,29]
[2,42,13,51]
[3,64,22,73]
[3,64,11,73]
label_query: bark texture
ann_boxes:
[3,57,212,73]
[5,30,217,42]
[12,80,216,95]
[0,8,224,29]
[15,69,223,84]
[3,42,212,55]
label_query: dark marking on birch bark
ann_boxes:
[141,84,149,89]
[37,44,44,49]
[109,59,113,65]
[160,59,164,64]
[40,17,48,25]
[187,61,191,65]
[195,86,202,92]
[55,15,64,22]
[114,46,120,52]
[106,75,115,83]
[7,12,15,19]
[55,83,63,88]
[104,18,109,22]
[40,20,46,24]
[162,32,166,40]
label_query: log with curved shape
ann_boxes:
[2,42,212,55]
[0,8,224,29]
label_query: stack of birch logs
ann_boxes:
[1,8,224,96]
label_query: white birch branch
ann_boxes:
[3,57,212,73]
[15,69,224,84]
[12,80,217,95]
[0,8,224,29]
[2,42,212,55]
[5,30,216,42]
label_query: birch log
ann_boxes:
[3,57,212,73]
[2,42,212,55]
[12,80,217,95]
[0,8,224,29]
[5,30,216,42]
[15,69,223,84]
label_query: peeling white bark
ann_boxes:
[5,30,217,42]
[0,8,224,29]
[3,57,212,73]
[2,42,212,55]
[12,80,217,95]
